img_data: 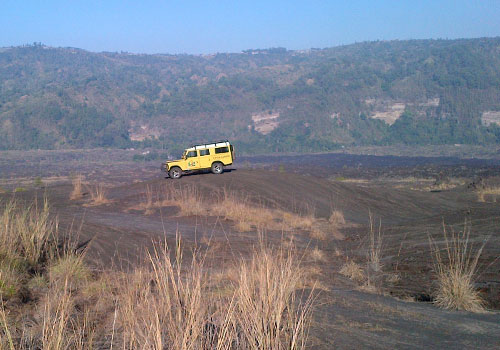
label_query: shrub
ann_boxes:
[429,223,486,312]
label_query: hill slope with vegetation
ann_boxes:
[1,38,500,153]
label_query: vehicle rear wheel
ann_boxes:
[211,162,223,174]
[169,167,182,179]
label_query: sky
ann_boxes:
[1,0,499,54]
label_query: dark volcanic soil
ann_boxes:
[1,150,500,349]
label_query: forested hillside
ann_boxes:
[1,38,500,153]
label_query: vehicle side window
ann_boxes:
[199,149,210,156]
[186,150,197,158]
[215,146,229,154]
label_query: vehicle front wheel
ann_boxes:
[169,167,182,179]
[211,162,223,174]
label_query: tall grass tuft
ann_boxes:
[144,184,154,215]
[118,237,211,349]
[329,210,345,226]
[367,214,383,272]
[115,236,314,350]
[429,223,486,312]
[235,242,314,350]
[0,199,56,268]
[70,175,84,200]
[87,184,110,206]
[41,278,74,350]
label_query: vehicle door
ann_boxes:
[198,148,212,169]
[185,150,201,170]
[214,146,231,165]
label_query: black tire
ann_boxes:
[169,167,182,179]
[211,162,224,174]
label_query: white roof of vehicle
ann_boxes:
[186,141,230,151]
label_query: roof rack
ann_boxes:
[190,140,229,149]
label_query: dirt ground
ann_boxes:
[1,150,500,349]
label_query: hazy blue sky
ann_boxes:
[1,0,499,54]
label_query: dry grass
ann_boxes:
[309,247,326,262]
[162,183,207,216]
[115,237,314,350]
[429,223,486,312]
[367,214,383,272]
[143,184,155,215]
[0,198,93,349]
[281,211,315,230]
[340,260,365,282]
[69,175,84,200]
[0,197,317,349]
[49,253,90,286]
[212,190,276,231]
[134,185,320,234]
[118,240,212,349]
[329,210,346,226]
[86,184,111,206]
[477,186,500,202]
[309,228,327,241]
[213,189,317,233]
[1,230,315,349]
[0,199,56,268]
[235,242,314,350]
[40,279,74,350]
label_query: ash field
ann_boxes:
[1,148,500,349]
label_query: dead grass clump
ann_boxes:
[49,253,90,286]
[367,214,383,272]
[162,183,206,216]
[329,210,346,226]
[357,281,378,294]
[214,189,318,233]
[212,190,275,230]
[143,184,154,215]
[86,184,111,206]
[0,199,56,268]
[309,247,326,262]
[235,243,314,350]
[429,223,486,312]
[115,237,314,350]
[340,260,364,282]
[477,186,500,202]
[70,175,84,200]
[40,279,74,350]
[309,228,327,241]
[0,266,19,299]
[281,211,315,231]
[118,240,212,349]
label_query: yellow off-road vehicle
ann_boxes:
[164,141,234,179]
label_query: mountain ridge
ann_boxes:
[1,38,500,153]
